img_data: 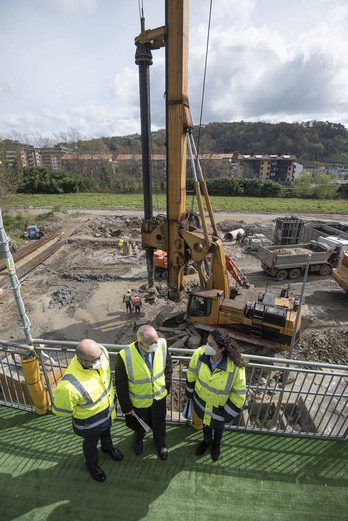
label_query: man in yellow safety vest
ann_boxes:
[115,325,172,460]
[52,339,123,482]
[123,289,133,313]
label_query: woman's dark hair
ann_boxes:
[209,329,244,368]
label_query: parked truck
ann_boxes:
[332,252,348,292]
[258,240,342,280]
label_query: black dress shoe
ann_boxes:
[134,438,143,455]
[195,440,211,456]
[101,447,123,461]
[211,442,221,461]
[157,443,168,460]
[89,465,106,482]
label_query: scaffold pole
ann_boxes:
[0,208,33,349]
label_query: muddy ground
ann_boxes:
[0,209,347,365]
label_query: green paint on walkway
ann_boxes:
[0,407,347,521]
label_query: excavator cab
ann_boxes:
[186,288,223,323]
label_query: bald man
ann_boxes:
[53,339,123,482]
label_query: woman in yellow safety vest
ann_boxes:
[186,329,246,461]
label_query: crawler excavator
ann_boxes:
[135,0,300,351]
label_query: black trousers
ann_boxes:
[125,396,167,446]
[82,427,113,470]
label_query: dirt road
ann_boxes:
[0,209,347,364]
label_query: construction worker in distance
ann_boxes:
[115,325,172,460]
[123,289,133,313]
[236,232,243,244]
[118,237,124,249]
[133,294,142,314]
[52,339,123,482]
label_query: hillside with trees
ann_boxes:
[1,120,347,200]
[89,120,348,169]
[5,120,347,168]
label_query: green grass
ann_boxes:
[1,210,54,233]
[0,406,347,521]
[0,210,57,245]
[5,192,348,214]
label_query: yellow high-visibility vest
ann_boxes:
[119,339,167,408]
[52,346,116,435]
[186,346,246,426]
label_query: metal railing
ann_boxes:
[0,338,347,439]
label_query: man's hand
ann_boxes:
[125,409,135,416]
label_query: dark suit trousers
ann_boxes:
[125,396,167,446]
[82,427,113,470]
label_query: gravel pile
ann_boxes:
[296,328,348,365]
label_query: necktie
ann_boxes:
[144,352,152,371]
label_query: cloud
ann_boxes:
[1,0,348,143]
[187,1,348,128]
[38,0,98,14]
[0,75,20,103]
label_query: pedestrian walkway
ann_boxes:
[0,406,347,521]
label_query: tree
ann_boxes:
[292,172,314,198]
[0,142,21,208]
[312,173,339,199]
[18,166,86,194]
[292,171,339,199]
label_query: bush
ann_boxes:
[187,177,284,197]
[17,167,87,194]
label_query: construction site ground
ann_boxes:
[0,208,347,365]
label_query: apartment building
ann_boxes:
[237,154,296,183]
[4,143,62,170]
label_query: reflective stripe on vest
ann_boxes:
[61,346,113,409]
[193,394,225,422]
[124,339,166,385]
[129,387,166,400]
[196,357,236,396]
[53,404,73,415]
[121,339,167,405]
[72,403,116,432]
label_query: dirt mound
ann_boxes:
[218,218,275,240]
[295,328,347,365]
[78,215,142,240]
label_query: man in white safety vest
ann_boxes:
[52,339,123,482]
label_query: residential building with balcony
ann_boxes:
[237,154,296,183]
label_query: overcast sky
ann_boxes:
[1,0,348,144]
